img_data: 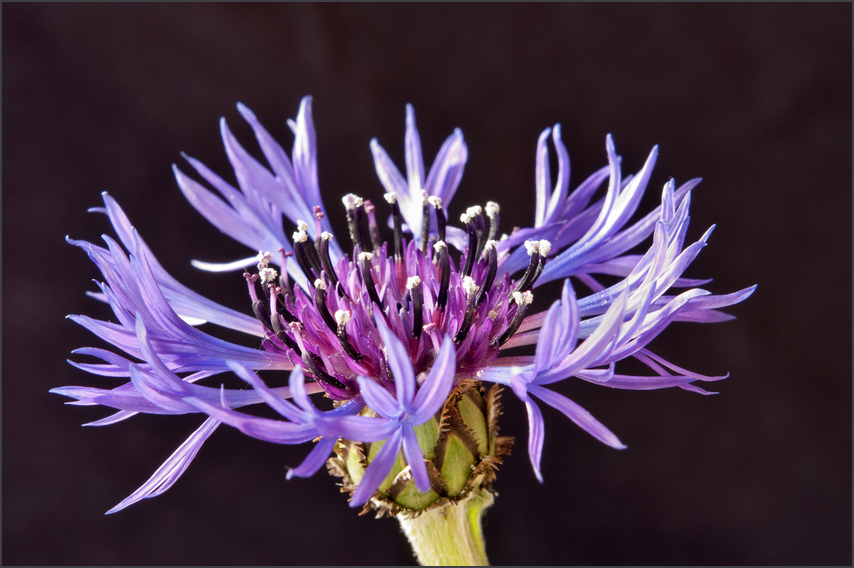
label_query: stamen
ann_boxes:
[313,279,338,331]
[319,232,348,299]
[428,196,446,244]
[468,205,487,260]
[353,197,371,254]
[256,250,272,270]
[316,281,363,361]
[342,194,360,250]
[434,241,450,312]
[485,201,500,243]
[453,276,478,344]
[259,267,278,284]
[385,193,404,263]
[406,276,423,339]
[293,230,322,281]
[513,240,549,295]
[364,200,381,252]
[460,213,478,279]
[268,288,299,351]
[290,322,347,391]
[476,240,498,307]
[359,252,383,309]
[495,291,533,347]
[419,192,430,255]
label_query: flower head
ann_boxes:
[54,96,754,515]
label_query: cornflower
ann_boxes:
[54,97,754,565]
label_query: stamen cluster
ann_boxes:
[245,191,547,402]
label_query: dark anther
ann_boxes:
[301,351,347,391]
[385,193,405,263]
[428,196,446,246]
[293,229,321,281]
[460,213,478,279]
[435,241,451,312]
[513,240,549,296]
[252,299,273,331]
[315,281,363,360]
[319,233,349,299]
[269,308,300,351]
[485,202,501,243]
[419,195,431,255]
[312,279,339,333]
[353,198,372,254]
[470,206,487,260]
[364,200,382,252]
[342,194,360,250]
[359,252,383,309]
[495,291,533,347]
[476,240,498,307]
[407,276,424,339]
[454,277,479,344]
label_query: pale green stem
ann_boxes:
[397,489,494,566]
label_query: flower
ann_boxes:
[54,96,754,515]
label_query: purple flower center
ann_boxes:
[244,193,545,401]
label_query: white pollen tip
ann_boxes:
[256,251,272,267]
[485,202,500,217]
[513,291,534,306]
[358,252,374,261]
[259,267,278,283]
[334,309,352,326]
[538,240,552,257]
[314,279,327,290]
[354,196,365,207]
[433,241,447,252]
[321,231,333,241]
[293,230,308,243]
[297,220,309,232]
[383,192,397,204]
[466,205,482,217]
[484,240,497,252]
[406,275,422,289]
[342,194,357,209]
[463,276,478,296]
[460,213,471,224]
[524,240,539,256]
[427,196,443,208]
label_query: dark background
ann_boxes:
[3,4,851,565]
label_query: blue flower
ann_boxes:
[54,96,754,513]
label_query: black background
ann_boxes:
[3,4,851,565]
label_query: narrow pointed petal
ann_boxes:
[106,417,220,514]
[529,384,627,449]
[349,428,403,507]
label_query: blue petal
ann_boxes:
[105,417,220,514]
[349,428,403,507]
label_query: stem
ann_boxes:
[397,489,494,566]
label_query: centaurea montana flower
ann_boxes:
[55,97,754,562]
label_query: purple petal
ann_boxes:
[349,428,403,507]
[401,425,431,493]
[375,316,416,410]
[535,128,552,227]
[409,334,456,424]
[286,437,338,480]
[184,396,317,445]
[528,384,626,450]
[105,417,220,514]
[356,376,401,420]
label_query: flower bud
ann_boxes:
[328,381,514,515]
